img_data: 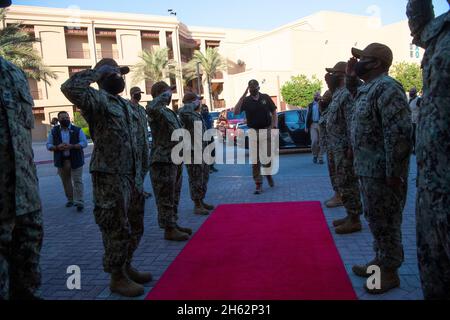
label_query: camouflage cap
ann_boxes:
[150,81,176,98]
[351,43,393,67]
[182,92,203,104]
[0,0,11,8]
[130,86,144,96]
[94,58,130,75]
[325,61,347,73]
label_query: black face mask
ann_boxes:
[133,93,142,102]
[60,120,71,128]
[328,74,344,91]
[249,87,259,97]
[99,76,125,95]
[355,60,376,78]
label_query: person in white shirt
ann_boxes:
[408,87,421,154]
[305,92,324,164]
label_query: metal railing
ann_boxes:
[67,49,91,59]
[96,49,119,60]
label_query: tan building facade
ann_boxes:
[3,5,422,140]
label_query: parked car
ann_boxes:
[209,111,220,128]
[217,109,246,141]
[235,109,311,149]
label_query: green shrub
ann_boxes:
[390,62,423,92]
[81,127,91,140]
[281,75,322,108]
[73,112,88,128]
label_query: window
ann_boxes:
[285,111,299,124]
[410,44,421,59]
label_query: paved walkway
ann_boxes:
[35,145,423,300]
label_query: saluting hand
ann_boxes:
[346,57,358,77]
[242,87,249,98]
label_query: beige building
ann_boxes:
[3,5,422,140]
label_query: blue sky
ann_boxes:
[14,0,449,30]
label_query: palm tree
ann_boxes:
[0,9,57,85]
[185,47,226,109]
[132,47,178,86]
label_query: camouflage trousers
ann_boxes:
[416,187,450,300]
[150,163,182,229]
[326,149,339,193]
[0,210,43,300]
[186,163,210,201]
[416,96,450,300]
[332,150,362,217]
[92,173,144,273]
[359,176,407,270]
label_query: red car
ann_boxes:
[217,110,246,142]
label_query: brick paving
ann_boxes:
[35,144,423,300]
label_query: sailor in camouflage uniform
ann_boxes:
[346,43,412,294]
[129,86,151,205]
[407,0,450,300]
[324,62,363,235]
[319,88,343,209]
[61,58,152,298]
[0,55,43,301]
[147,82,192,242]
[178,93,215,216]
[0,1,43,300]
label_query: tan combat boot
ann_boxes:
[165,227,190,241]
[110,268,144,297]
[176,225,193,235]
[325,193,343,208]
[352,259,380,278]
[126,265,153,284]
[364,268,400,294]
[332,215,349,227]
[194,200,210,215]
[201,200,215,211]
[335,216,362,235]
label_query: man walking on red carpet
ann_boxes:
[234,80,278,195]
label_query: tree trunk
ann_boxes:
[207,75,214,110]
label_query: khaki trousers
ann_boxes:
[57,160,84,206]
[310,123,323,160]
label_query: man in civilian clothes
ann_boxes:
[305,92,324,164]
[234,80,277,195]
[47,111,88,212]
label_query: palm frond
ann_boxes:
[132,47,178,85]
[0,10,57,85]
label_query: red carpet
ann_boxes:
[146,202,357,300]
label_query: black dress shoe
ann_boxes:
[65,201,74,208]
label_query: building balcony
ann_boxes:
[67,49,91,59]
[213,71,224,80]
[96,49,119,60]
[30,89,43,100]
